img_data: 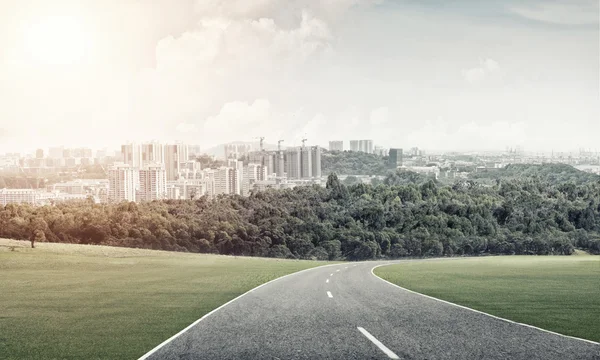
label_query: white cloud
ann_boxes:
[462,58,501,85]
[201,99,292,147]
[155,11,333,74]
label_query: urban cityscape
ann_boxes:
[1,139,599,207]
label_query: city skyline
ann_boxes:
[0,0,598,154]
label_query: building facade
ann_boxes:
[0,189,37,206]
[328,141,343,152]
[389,148,403,168]
[138,164,167,202]
[108,163,139,202]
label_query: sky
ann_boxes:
[0,0,598,153]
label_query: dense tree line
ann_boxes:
[322,150,391,176]
[470,163,600,185]
[2,166,600,259]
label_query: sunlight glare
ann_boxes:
[23,15,89,66]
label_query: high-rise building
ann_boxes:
[243,163,268,195]
[141,142,164,165]
[178,143,189,163]
[248,151,275,176]
[350,140,374,154]
[285,147,301,179]
[374,146,388,157]
[35,149,44,159]
[311,146,322,178]
[275,149,285,177]
[214,167,231,195]
[164,144,182,181]
[227,160,244,195]
[301,146,312,179]
[328,141,343,152]
[108,163,139,202]
[358,140,374,154]
[388,148,403,168]
[121,143,142,167]
[138,164,167,202]
[203,169,216,197]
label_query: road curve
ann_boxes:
[141,261,599,360]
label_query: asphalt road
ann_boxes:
[141,261,599,360]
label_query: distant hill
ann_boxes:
[470,163,600,184]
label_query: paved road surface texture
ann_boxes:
[141,261,599,360]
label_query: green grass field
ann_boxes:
[0,240,330,359]
[375,256,600,342]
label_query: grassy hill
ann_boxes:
[375,256,600,342]
[0,239,330,359]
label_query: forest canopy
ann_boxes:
[2,166,600,260]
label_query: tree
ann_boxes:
[31,229,46,248]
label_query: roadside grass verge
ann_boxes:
[0,239,330,359]
[375,256,600,342]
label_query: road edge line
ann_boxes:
[138,262,346,359]
[370,263,600,346]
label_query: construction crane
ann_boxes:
[253,137,265,152]
[277,140,284,151]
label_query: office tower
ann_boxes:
[228,167,240,195]
[213,167,231,195]
[389,148,403,168]
[248,151,276,175]
[121,143,142,167]
[275,149,285,177]
[285,147,301,179]
[358,140,374,154]
[366,140,374,154]
[164,144,185,181]
[35,149,44,159]
[301,146,312,179]
[203,169,216,197]
[178,143,189,163]
[311,146,322,178]
[141,142,164,165]
[138,164,167,202]
[227,160,243,195]
[328,141,343,152]
[374,146,388,156]
[350,140,359,152]
[108,164,139,202]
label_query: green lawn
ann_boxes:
[375,256,600,342]
[0,240,330,359]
